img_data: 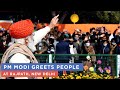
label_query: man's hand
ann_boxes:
[48,15,59,29]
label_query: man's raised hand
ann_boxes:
[49,15,59,29]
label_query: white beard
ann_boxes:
[27,41,36,52]
[13,36,37,53]
[27,36,37,52]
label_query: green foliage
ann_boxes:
[96,11,120,23]
[78,11,120,24]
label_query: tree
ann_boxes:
[77,11,120,24]
[96,11,120,24]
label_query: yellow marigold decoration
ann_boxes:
[80,73,82,76]
[71,77,74,79]
[89,67,94,72]
[70,73,74,75]
[86,74,89,77]
[76,76,81,79]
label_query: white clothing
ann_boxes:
[109,34,114,41]
[8,26,50,79]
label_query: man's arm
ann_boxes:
[33,26,51,45]
[33,15,59,45]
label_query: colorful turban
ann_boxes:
[9,19,34,39]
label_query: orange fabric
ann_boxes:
[36,23,42,29]
[0,22,12,30]
[56,24,120,34]
[9,19,34,39]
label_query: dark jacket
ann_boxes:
[55,40,70,61]
[113,29,120,44]
[115,45,120,54]
[100,44,110,54]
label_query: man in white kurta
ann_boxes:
[1,15,59,79]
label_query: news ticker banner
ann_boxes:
[1,63,83,77]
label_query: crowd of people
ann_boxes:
[0,22,120,66]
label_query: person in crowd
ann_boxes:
[35,34,50,63]
[35,38,48,54]
[86,32,90,39]
[90,28,98,53]
[73,34,81,54]
[84,40,96,65]
[97,33,108,54]
[113,27,120,44]
[72,29,82,39]
[100,40,110,66]
[100,40,110,54]
[62,29,72,39]
[69,41,77,63]
[0,30,3,42]
[63,29,69,34]
[90,27,96,35]
[109,38,117,76]
[55,34,71,75]
[110,38,117,54]
[55,34,71,63]
[0,35,9,54]
[53,31,61,48]
[115,42,120,54]
[72,34,81,62]
[47,37,55,54]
